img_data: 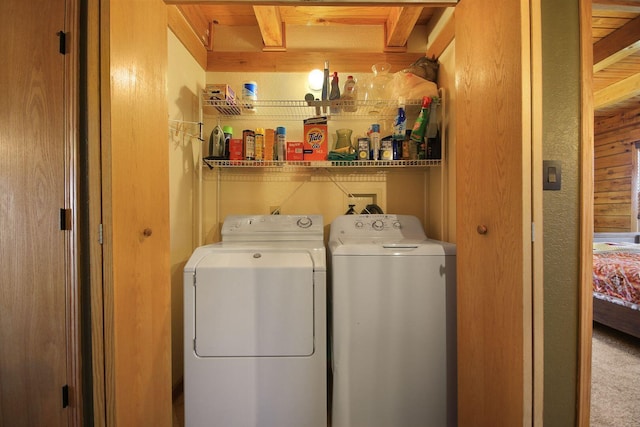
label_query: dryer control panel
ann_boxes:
[222,214,324,241]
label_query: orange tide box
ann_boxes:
[303,116,328,161]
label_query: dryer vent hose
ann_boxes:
[361,204,384,214]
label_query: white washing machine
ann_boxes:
[329,214,456,427]
[184,215,327,427]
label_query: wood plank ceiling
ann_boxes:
[592,0,640,118]
[168,1,640,118]
[169,3,451,72]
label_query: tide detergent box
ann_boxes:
[303,116,328,161]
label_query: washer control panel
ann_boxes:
[332,214,426,239]
[354,217,401,231]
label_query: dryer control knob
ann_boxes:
[297,217,312,228]
[372,220,384,230]
[392,221,401,229]
[355,221,363,228]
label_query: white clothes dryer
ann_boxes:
[329,214,456,427]
[184,215,327,427]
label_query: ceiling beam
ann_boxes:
[385,7,423,51]
[593,14,640,71]
[206,50,424,72]
[253,6,286,51]
[592,0,640,12]
[177,5,212,49]
[425,7,455,59]
[165,1,458,5]
[167,5,208,69]
[594,72,640,108]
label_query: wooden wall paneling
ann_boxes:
[595,151,633,168]
[594,134,636,157]
[594,176,632,192]
[102,0,172,425]
[632,142,639,231]
[455,0,532,424]
[594,191,631,204]
[594,163,632,180]
[593,217,632,231]
[594,202,632,215]
[594,104,640,132]
[593,103,639,232]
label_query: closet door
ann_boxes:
[455,0,534,425]
[0,0,72,425]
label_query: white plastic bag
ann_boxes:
[387,72,438,101]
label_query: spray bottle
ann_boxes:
[330,72,341,114]
[409,96,432,160]
[393,98,407,160]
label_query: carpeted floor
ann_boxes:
[591,323,640,427]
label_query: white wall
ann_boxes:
[167,29,206,388]
[201,69,444,243]
[434,40,456,243]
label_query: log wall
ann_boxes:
[594,106,640,232]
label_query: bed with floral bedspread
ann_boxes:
[593,234,640,339]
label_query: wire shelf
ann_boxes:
[202,159,441,170]
[201,97,435,120]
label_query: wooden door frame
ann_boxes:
[577,0,594,425]
[85,0,107,424]
[65,0,84,424]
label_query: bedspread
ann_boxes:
[593,246,640,306]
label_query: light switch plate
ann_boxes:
[543,160,561,190]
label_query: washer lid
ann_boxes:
[222,214,323,242]
[330,238,456,256]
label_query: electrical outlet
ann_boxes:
[345,193,376,215]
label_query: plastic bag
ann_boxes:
[387,72,438,101]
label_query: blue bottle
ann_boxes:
[393,102,407,160]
